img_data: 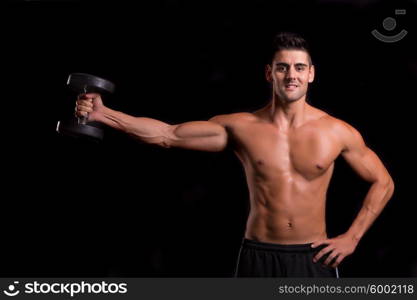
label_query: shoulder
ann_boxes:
[325,115,362,138]
[320,114,366,152]
[209,112,257,127]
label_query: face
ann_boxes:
[266,50,315,103]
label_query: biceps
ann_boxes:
[168,121,228,152]
[342,148,388,183]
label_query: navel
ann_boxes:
[316,164,323,170]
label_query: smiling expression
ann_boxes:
[266,50,315,103]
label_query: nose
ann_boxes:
[285,65,296,81]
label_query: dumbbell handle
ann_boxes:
[78,116,88,125]
[77,86,90,125]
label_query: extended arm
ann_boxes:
[76,93,228,152]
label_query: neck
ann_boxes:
[266,94,309,129]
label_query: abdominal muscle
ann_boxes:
[244,172,330,245]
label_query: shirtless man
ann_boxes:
[75,32,394,277]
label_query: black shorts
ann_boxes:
[234,238,340,278]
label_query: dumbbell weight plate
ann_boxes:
[56,119,104,141]
[67,73,115,94]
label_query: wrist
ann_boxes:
[93,105,110,123]
[344,230,362,244]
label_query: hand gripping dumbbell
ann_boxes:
[56,73,115,141]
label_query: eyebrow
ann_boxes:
[275,63,309,67]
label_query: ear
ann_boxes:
[308,65,315,83]
[265,64,273,83]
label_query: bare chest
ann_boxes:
[232,122,341,180]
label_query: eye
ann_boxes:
[296,66,306,72]
[276,65,287,72]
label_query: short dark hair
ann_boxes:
[269,32,312,65]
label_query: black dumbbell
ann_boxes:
[56,73,115,141]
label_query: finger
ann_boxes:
[76,106,93,114]
[313,245,333,263]
[324,252,339,266]
[76,111,88,118]
[79,93,100,100]
[75,102,93,110]
[311,239,329,248]
[75,103,93,113]
[331,255,345,268]
[76,100,93,107]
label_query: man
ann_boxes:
[75,32,394,277]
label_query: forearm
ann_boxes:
[345,179,395,242]
[96,106,172,146]
[94,107,227,151]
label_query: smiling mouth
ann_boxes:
[285,84,298,90]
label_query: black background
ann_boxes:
[1,0,416,277]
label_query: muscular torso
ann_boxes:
[226,106,343,244]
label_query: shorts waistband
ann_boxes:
[242,238,319,253]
